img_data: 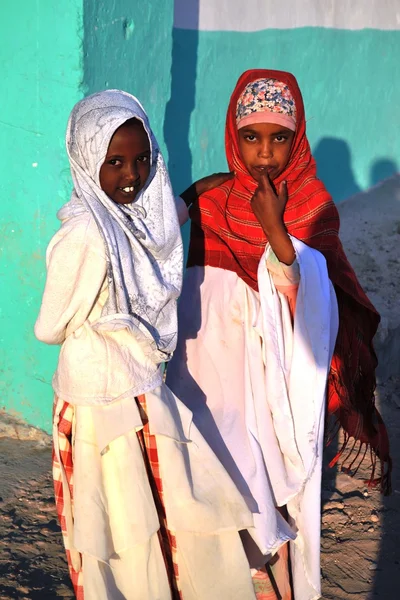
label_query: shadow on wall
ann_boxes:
[315,137,399,203]
[82,0,200,243]
[370,159,398,187]
[164,0,199,195]
[314,137,361,202]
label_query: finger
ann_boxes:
[258,170,274,191]
[199,173,232,194]
[258,170,269,186]
[278,180,288,206]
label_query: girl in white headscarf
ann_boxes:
[35,90,256,600]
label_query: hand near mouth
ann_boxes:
[251,172,295,265]
[251,171,287,232]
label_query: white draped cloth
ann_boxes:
[52,383,257,600]
[36,90,258,599]
[167,238,339,600]
[64,89,184,362]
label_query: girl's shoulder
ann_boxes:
[47,211,105,263]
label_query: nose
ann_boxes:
[258,140,273,159]
[123,162,140,183]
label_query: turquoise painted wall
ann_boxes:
[83,5,399,202]
[0,1,83,431]
[183,27,399,202]
[83,0,173,159]
[83,8,399,243]
[1,0,398,430]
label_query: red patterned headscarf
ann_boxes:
[188,69,391,493]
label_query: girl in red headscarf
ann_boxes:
[167,70,391,600]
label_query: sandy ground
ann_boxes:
[1,176,399,599]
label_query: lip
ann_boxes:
[254,165,275,175]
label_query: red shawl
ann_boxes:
[188,69,391,493]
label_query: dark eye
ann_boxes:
[245,134,256,142]
[275,135,287,143]
[108,158,121,166]
[138,155,149,163]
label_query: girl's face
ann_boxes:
[99,118,151,204]
[238,122,294,182]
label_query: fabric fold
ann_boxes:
[70,383,255,563]
[258,237,338,599]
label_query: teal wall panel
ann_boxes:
[83,0,174,156]
[1,0,398,430]
[183,27,399,202]
[0,1,83,431]
[83,13,399,201]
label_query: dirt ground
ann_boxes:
[1,176,399,599]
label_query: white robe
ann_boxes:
[38,210,258,599]
[167,238,339,600]
[54,384,257,600]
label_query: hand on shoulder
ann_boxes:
[180,172,234,207]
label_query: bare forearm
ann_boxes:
[262,222,295,265]
[250,175,295,265]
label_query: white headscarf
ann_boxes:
[59,90,183,362]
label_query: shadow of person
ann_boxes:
[314,137,361,203]
[370,158,398,187]
[164,0,199,194]
[163,0,200,255]
[312,137,364,511]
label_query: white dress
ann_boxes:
[167,238,339,600]
[36,209,259,600]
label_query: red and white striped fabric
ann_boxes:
[52,399,84,599]
[52,395,182,600]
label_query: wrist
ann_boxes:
[261,218,286,239]
[180,184,197,207]
[266,226,295,265]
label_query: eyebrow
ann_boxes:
[240,128,292,135]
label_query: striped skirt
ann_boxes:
[52,395,291,600]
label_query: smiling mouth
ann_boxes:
[118,185,140,194]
